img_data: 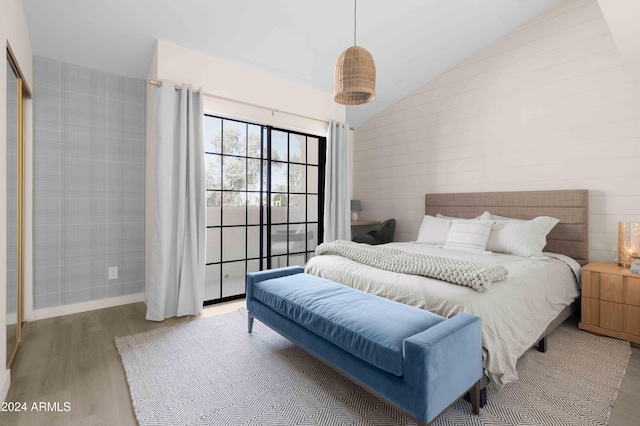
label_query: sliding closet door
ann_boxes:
[6,49,28,368]
[203,115,325,305]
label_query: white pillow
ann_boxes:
[416,215,451,245]
[436,211,492,220]
[486,215,559,257]
[490,214,523,221]
[443,220,493,253]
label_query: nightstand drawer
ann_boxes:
[600,300,622,331]
[600,274,623,303]
[581,297,599,325]
[597,273,640,306]
[628,276,640,307]
[623,305,640,335]
[599,302,640,336]
[582,271,600,298]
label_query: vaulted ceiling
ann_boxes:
[22,0,559,126]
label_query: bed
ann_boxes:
[304,189,588,389]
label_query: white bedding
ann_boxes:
[304,242,580,388]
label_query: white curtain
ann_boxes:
[146,82,205,321]
[323,120,351,242]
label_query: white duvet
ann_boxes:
[304,242,580,388]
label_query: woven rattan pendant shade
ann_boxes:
[334,46,376,105]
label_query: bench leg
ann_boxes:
[469,380,481,415]
[248,311,254,333]
[463,381,485,412]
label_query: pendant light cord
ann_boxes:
[354,0,357,46]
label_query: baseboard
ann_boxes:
[31,293,145,321]
[1,369,10,402]
[6,312,17,326]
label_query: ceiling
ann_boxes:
[22,0,559,126]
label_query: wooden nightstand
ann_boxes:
[579,262,640,345]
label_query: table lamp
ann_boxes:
[351,200,362,221]
[618,222,640,268]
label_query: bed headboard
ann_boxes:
[425,190,589,265]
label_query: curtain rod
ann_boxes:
[148,79,353,129]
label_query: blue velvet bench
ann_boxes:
[246,266,483,425]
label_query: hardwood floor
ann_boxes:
[0,301,638,426]
[0,300,244,426]
[610,343,640,426]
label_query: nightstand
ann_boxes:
[579,262,640,345]
[350,220,381,239]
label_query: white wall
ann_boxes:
[353,0,640,263]
[145,40,345,296]
[154,40,345,135]
[1,0,33,401]
[597,0,640,60]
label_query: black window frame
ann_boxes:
[203,114,326,306]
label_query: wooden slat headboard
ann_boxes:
[425,190,589,265]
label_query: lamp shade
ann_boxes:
[334,46,376,105]
[350,200,362,212]
[618,222,640,268]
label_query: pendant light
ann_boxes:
[334,0,376,105]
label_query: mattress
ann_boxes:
[304,242,580,388]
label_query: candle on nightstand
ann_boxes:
[618,222,640,268]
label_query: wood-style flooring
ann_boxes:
[0,301,638,426]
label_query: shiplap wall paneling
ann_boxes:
[353,0,640,262]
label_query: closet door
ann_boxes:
[6,49,28,368]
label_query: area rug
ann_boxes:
[115,309,631,425]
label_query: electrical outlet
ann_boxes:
[108,266,118,280]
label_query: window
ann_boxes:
[204,115,325,305]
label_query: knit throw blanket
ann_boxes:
[315,240,508,292]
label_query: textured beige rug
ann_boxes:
[116,309,630,425]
